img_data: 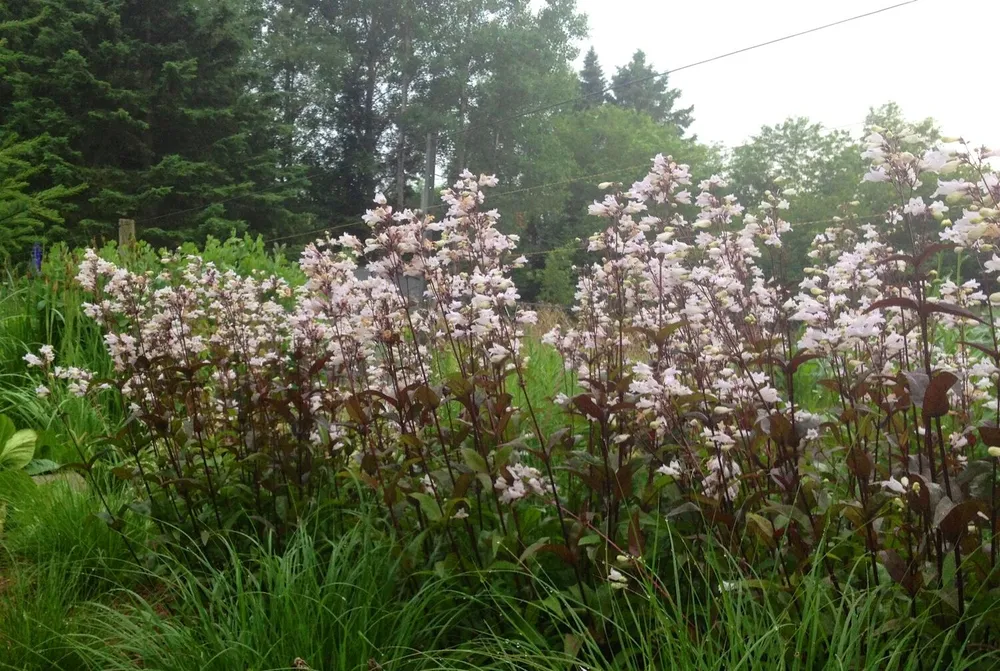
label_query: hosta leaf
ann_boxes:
[0,415,14,448]
[0,429,37,471]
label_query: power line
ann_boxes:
[443,1,917,140]
[424,162,651,212]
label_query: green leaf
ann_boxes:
[461,448,489,474]
[409,492,442,523]
[0,429,37,471]
[24,459,60,476]
[746,512,776,549]
[519,537,551,563]
[0,415,14,447]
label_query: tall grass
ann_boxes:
[470,545,1000,671]
[2,488,997,670]
[67,518,477,671]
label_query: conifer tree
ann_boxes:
[0,0,306,247]
[611,49,693,132]
[578,46,607,108]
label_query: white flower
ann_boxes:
[881,477,907,495]
[39,345,55,363]
[902,197,926,217]
[23,352,43,367]
[656,460,682,477]
[933,179,970,197]
[607,568,628,589]
[35,385,50,398]
[863,167,890,183]
[452,509,469,520]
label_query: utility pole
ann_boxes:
[395,11,411,208]
[413,131,437,305]
[420,131,436,214]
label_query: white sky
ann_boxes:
[576,0,999,148]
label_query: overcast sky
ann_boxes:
[576,0,997,148]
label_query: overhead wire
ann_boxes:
[440,1,917,139]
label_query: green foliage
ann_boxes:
[1,473,149,590]
[0,133,83,258]
[725,105,943,283]
[0,557,92,670]
[0,0,308,247]
[509,105,718,299]
[0,414,37,471]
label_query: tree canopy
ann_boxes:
[0,0,947,301]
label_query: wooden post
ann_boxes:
[118,218,136,263]
[118,218,136,249]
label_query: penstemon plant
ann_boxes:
[24,137,1000,641]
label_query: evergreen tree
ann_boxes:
[0,133,83,259]
[0,0,307,247]
[578,46,607,108]
[610,50,693,132]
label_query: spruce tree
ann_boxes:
[0,0,306,247]
[611,50,693,132]
[578,46,607,108]
[0,133,82,259]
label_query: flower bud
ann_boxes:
[940,160,960,175]
[989,446,1000,458]
[989,293,1000,305]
